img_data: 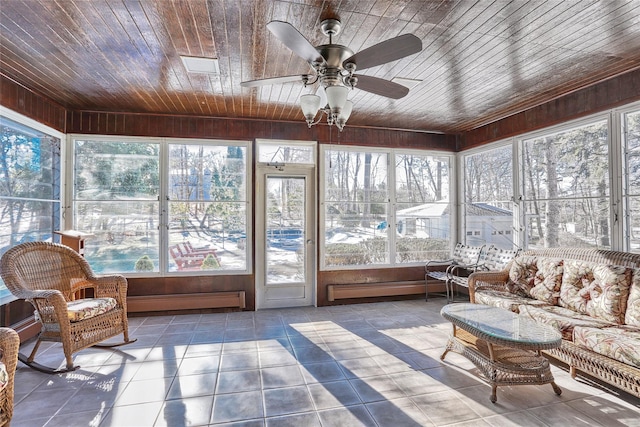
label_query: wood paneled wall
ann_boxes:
[0,74,66,132]
[65,110,456,151]
[460,68,640,150]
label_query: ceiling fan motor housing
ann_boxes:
[316,44,355,87]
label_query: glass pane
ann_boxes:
[76,201,160,274]
[525,199,610,249]
[522,120,609,199]
[395,202,449,262]
[465,146,512,203]
[258,142,314,164]
[626,196,640,254]
[395,153,450,263]
[1,116,61,298]
[395,154,449,203]
[1,116,60,200]
[625,111,640,195]
[168,143,247,272]
[266,177,305,284]
[464,145,514,249]
[465,203,514,249]
[324,150,388,202]
[74,140,159,200]
[625,111,640,152]
[324,202,389,267]
[168,201,247,271]
[169,144,246,201]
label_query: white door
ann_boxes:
[256,166,315,309]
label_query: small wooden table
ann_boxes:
[440,303,563,403]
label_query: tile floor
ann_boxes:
[11,298,640,427]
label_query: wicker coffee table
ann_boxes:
[440,303,563,403]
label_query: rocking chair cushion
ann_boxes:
[67,297,118,322]
[35,297,118,323]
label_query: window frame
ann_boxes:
[68,134,252,277]
[319,144,455,271]
[0,106,65,304]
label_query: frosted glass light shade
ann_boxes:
[300,94,321,119]
[325,86,348,114]
[338,100,353,122]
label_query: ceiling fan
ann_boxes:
[241,19,422,130]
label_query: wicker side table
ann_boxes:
[440,303,563,403]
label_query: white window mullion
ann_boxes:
[159,140,169,275]
[609,111,624,251]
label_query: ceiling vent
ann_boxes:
[181,56,220,74]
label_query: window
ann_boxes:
[0,114,61,299]
[395,153,450,262]
[463,144,514,249]
[323,147,389,267]
[257,140,314,164]
[72,136,249,274]
[74,138,161,273]
[623,109,640,252]
[521,119,610,249]
[168,142,248,271]
[321,146,452,269]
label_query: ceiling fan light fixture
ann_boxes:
[300,94,322,125]
[336,100,353,131]
[325,86,348,115]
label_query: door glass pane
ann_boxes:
[266,177,305,284]
[257,142,314,164]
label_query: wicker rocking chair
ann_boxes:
[0,241,136,373]
[0,328,19,426]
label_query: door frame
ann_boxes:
[255,163,316,309]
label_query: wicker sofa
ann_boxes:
[468,248,640,398]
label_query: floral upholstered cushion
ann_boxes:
[573,325,640,368]
[626,270,640,327]
[507,256,538,297]
[475,289,550,313]
[67,297,117,322]
[0,362,7,393]
[559,261,631,324]
[529,257,564,304]
[518,304,615,341]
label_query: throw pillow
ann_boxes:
[507,255,537,297]
[529,257,564,304]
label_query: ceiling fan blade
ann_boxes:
[267,21,326,65]
[343,34,422,71]
[240,74,310,88]
[355,75,410,99]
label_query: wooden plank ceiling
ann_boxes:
[1,0,640,133]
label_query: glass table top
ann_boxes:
[441,303,562,347]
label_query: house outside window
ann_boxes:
[321,145,452,269]
[463,144,514,249]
